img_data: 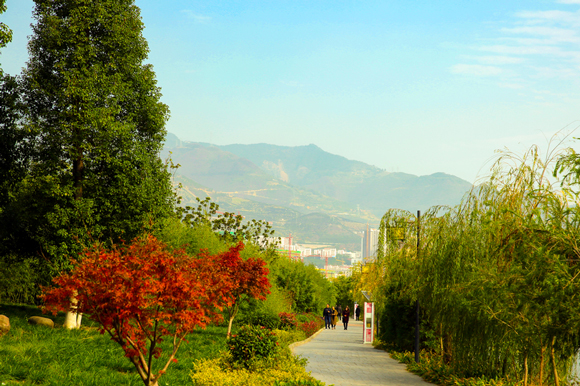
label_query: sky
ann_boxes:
[1,0,580,183]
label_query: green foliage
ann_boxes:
[377,298,416,352]
[371,142,580,385]
[332,275,355,310]
[273,328,307,347]
[155,217,228,256]
[0,257,40,304]
[272,256,335,313]
[178,197,279,250]
[0,0,12,50]
[1,0,175,281]
[228,325,280,367]
[390,351,519,386]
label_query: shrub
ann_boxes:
[0,257,40,304]
[298,321,320,338]
[390,351,520,386]
[190,350,320,386]
[228,325,279,366]
[274,329,306,347]
[237,309,280,330]
[278,312,298,330]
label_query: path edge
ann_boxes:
[289,327,325,353]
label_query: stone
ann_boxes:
[0,315,9,335]
[28,316,54,328]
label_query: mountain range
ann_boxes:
[162,133,472,249]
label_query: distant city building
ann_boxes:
[362,227,379,259]
[313,248,336,258]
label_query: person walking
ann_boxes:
[337,305,342,322]
[342,306,350,330]
[331,307,338,329]
[323,304,332,329]
[355,304,361,321]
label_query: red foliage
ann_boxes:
[41,235,268,386]
[278,312,298,329]
[298,321,321,338]
[220,246,271,338]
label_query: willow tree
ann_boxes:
[372,139,580,385]
[15,0,173,325]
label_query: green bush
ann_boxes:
[274,329,306,347]
[229,325,279,366]
[191,350,321,386]
[390,351,519,386]
[236,309,280,330]
[0,257,40,304]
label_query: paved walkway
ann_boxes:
[293,320,434,386]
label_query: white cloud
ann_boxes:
[478,44,566,56]
[449,1,580,99]
[501,26,580,43]
[450,64,504,76]
[180,10,212,23]
[516,10,580,25]
[498,82,525,89]
[530,66,580,79]
[474,55,525,64]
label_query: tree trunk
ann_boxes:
[64,143,84,329]
[63,292,82,329]
[226,302,239,339]
[524,352,528,386]
[439,323,444,361]
[539,343,546,386]
[551,336,560,386]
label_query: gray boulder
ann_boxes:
[28,316,54,328]
[0,315,9,335]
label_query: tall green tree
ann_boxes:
[0,0,12,50]
[9,0,173,276]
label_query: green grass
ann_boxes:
[0,303,228,386]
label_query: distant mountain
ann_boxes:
[162,133,473,248]
[217,142,472,216]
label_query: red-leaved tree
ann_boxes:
[205,244,271,338]
[42,235,259,386]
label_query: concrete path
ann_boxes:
[293,320,434,386]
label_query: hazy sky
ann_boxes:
[2,0,580,183]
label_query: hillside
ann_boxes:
[162,133,473,248]
[217,142,472,216]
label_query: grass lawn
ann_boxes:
[0,303,228,386]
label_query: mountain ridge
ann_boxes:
[162,133,472,248]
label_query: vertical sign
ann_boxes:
[363,302,374,344]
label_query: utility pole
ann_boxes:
[415,210,421,364]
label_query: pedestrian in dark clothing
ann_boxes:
[323,304,332,329]
[337,305,342,321]
[355,305,361,321]
[342,306,350,330]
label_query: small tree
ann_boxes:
[214,245,270,338]
[42,235,244,386]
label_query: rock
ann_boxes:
[28,316,54,328]
[0,315,9,335]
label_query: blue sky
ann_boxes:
[2,0,580,183]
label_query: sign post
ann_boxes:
[363,302,374,344]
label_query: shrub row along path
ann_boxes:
[293,320,434,386]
